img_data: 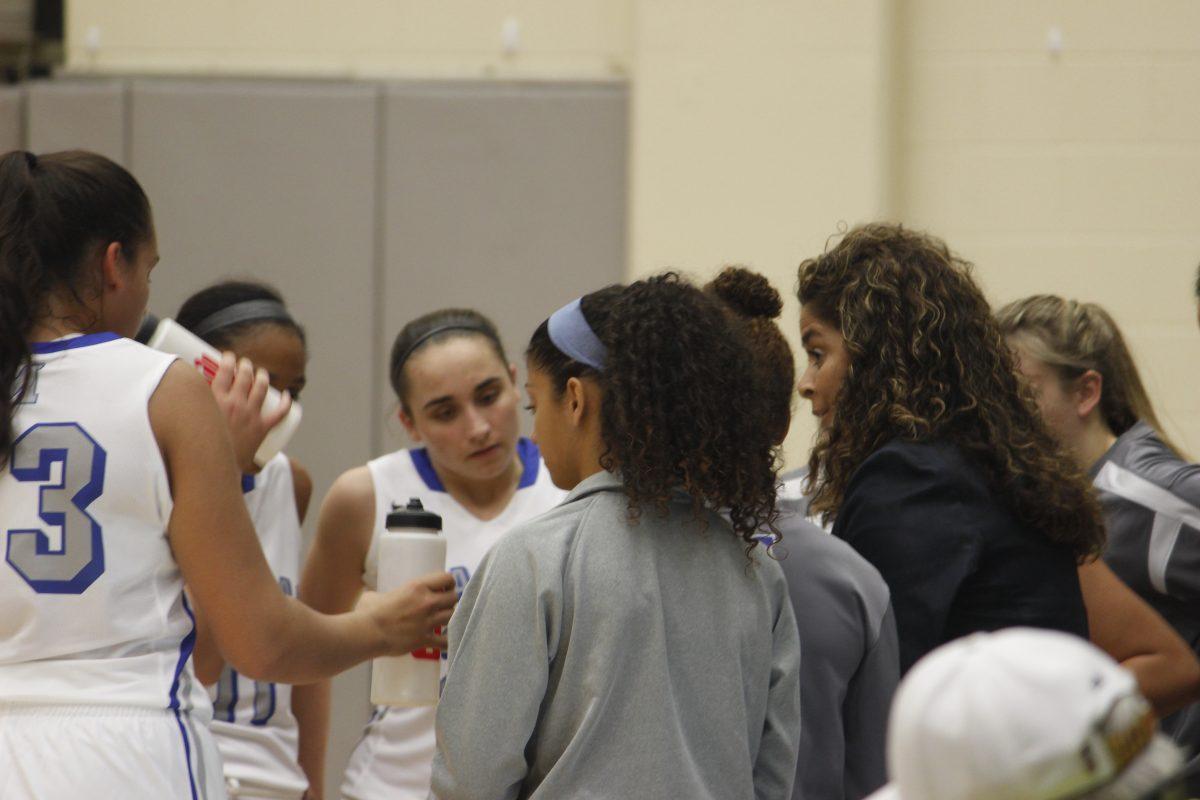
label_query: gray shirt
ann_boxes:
[1091,421,1200,762]
[430,470,802,800]
[774,499,898,800]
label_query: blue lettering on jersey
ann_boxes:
[450,566,471,597]
[13,363,44,405]
[443,566,472,660]
[6,422,107,594]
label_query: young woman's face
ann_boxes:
[524,362,592,490]
[107,232,160,339]
[400,336,521,484]
[228,324,308,400]
[797,304,851,429]
[1011,344,1084,449]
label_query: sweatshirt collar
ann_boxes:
[563,469,624,504]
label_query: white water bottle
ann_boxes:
[371,498,447,707]
[139,315,303,468]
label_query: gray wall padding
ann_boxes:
[381,82,629,429]
[25,80,126,162]
[0,87,21,152]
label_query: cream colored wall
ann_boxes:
[628,0,896,469]
[897,0,1200,455]
[64,0,632,79]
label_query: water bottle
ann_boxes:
[370,498,446,707]
[138,314,303,468]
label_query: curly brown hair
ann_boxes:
[704,266,795,445]
[527,273,779,547]
[797,223,1104,561]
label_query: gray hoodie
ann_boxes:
[430,470,801,800]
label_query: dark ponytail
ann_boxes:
[528,273,779,547]
[705,266,795,445]
[0,150,152,468]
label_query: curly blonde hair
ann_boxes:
[797,223,1104,561]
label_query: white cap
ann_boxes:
[868,628,1160,800]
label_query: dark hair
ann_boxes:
[176,280,306,351]
[798,223,1105,561]
[389,309,508,411]
[704,266,794,445]
[527,273,779,547]
[1194,262,1200,299]
[0,149,152,469]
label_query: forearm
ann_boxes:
[240,598,383,684]
[293,679,331,799]
[1119,652,1200,718]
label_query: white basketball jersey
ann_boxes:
[208,452,308,797]
[341,439,565,800]
[0,333,209,716]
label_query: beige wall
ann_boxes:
[897,0,1200,455]
[64,0,632,79]
[628,0,896,467]
[64,0,1200,462]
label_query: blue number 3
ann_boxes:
[6,422,107,594]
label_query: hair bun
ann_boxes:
[708,266,782,320]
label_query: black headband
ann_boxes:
[393,323,494,373]
[192,299,295,340]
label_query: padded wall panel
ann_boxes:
[380,81,628,442]
[129,79,380,505]
[0,87,21,152]
[25,80,125,162]
[128,82,383,798]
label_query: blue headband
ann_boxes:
[547,297,606,371]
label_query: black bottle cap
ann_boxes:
[385,498,442,532]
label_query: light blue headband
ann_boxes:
[547,297,606,371]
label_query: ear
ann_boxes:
[99,242,126,291]
[1074,370,1104,419]
[564,376,588,427]
[398,407,422,442]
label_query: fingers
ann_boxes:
[430,608,454,628]
[211,352,237,394]
[414,571,457,593]
[260,379,292,430]
[231,356,256,400]
[426,632,449,651]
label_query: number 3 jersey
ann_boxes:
[207,452,308,797]
[340,440,565,800]
[0,333,210,716]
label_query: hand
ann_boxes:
[302,789,322,800]
[210,353,292,473]
[362,571,458,656]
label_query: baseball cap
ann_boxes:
[868,628,1181,800]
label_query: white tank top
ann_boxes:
[0,333,209,716]
[208,452,308,796]
[341,439,565,800]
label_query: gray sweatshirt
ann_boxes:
[774,498,898,800]
[430,470,802,800]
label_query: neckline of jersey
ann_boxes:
[30,332,122,354]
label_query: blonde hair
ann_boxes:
[995,295,1184,459]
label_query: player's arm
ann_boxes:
[152,360,455,683]
[294,466,377,797]
[1079,558,1200,717]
